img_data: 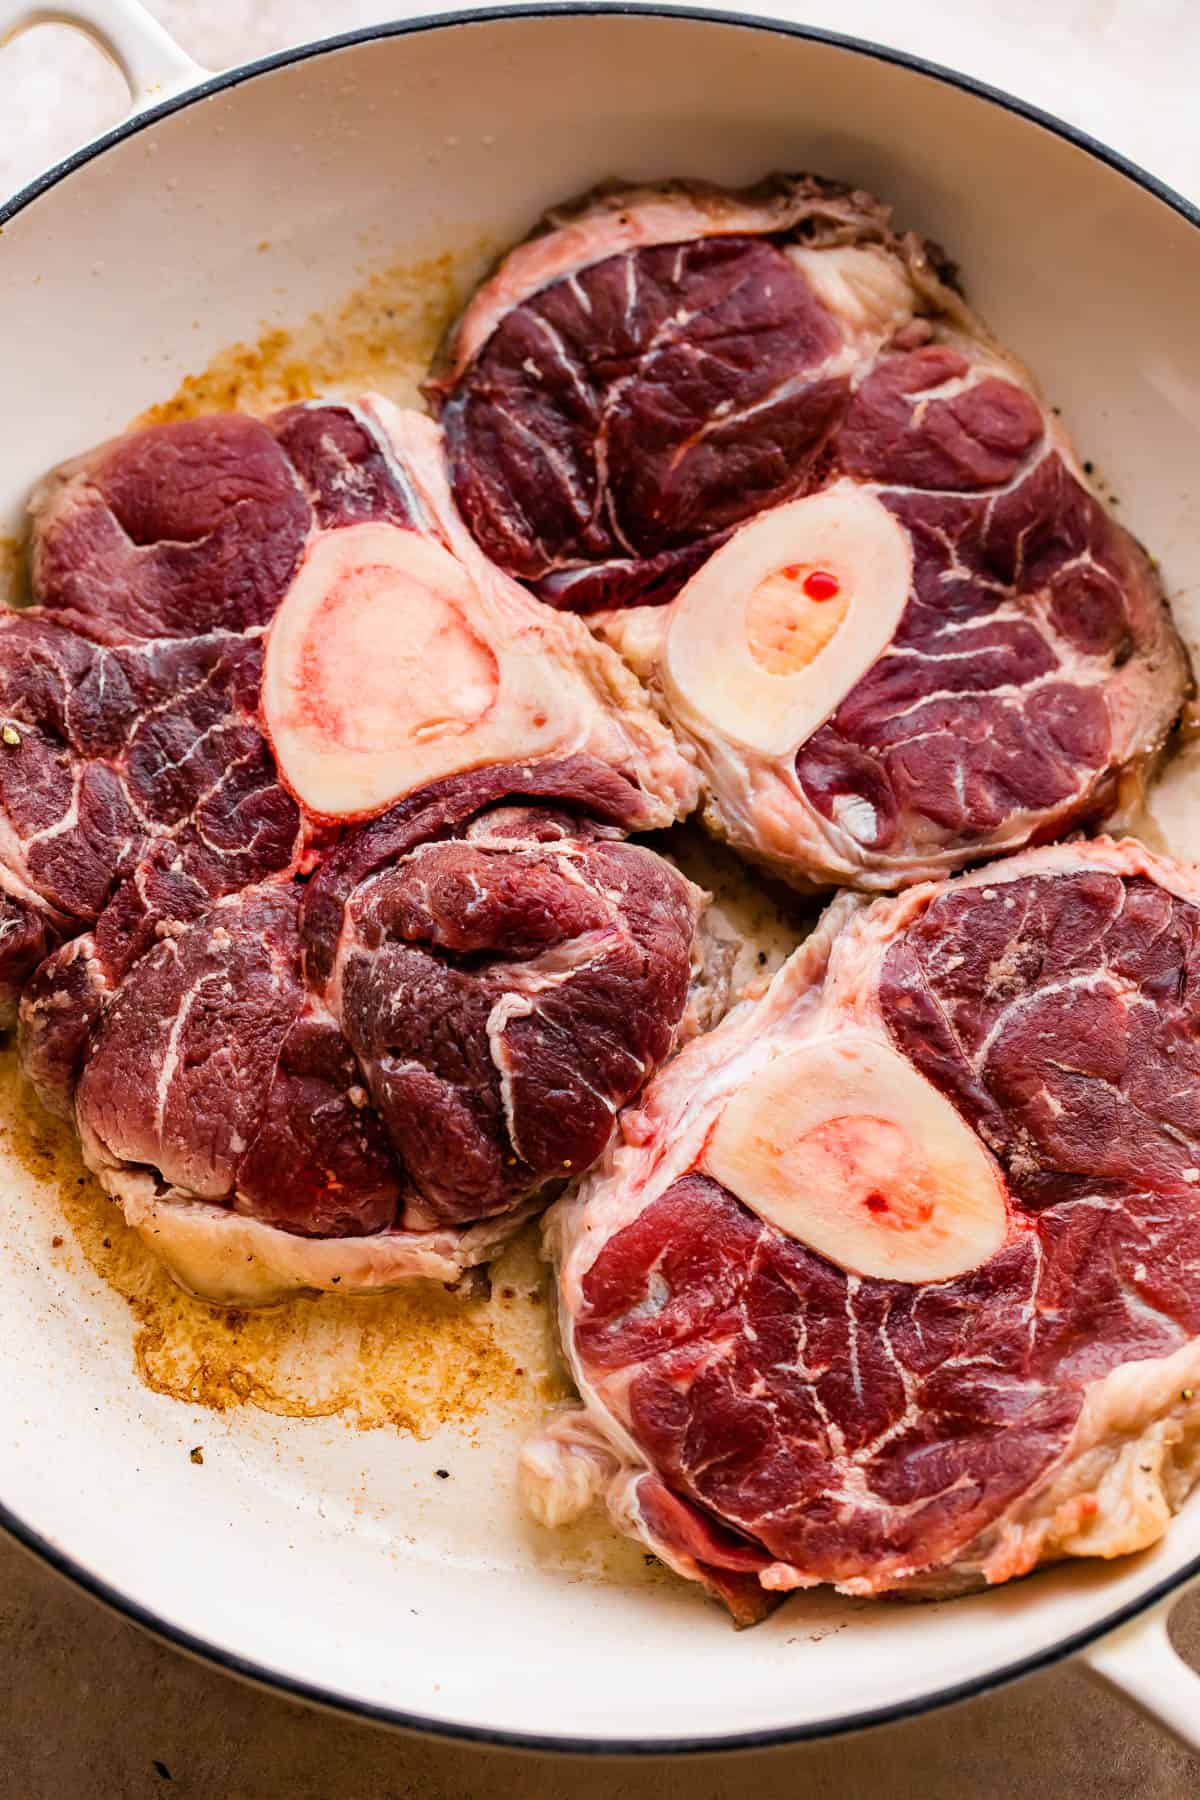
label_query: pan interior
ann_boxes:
[2,8,1200,1746]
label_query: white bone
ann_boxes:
[663,482,913,758]
[705,1031,1008,1283]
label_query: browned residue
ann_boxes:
[134,242,492,429]
[2,1049,568,1436]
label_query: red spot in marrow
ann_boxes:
[802,569,840,602]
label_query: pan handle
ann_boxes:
[0,0,207,114]
[1080,1578,1200,1757]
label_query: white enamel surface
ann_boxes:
[2,8,1200,1748]
[664,483,912,756]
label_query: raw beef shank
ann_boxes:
[68,787,708,1303]
[431,177,1188,889]
[11,398,705,1300]
[525,838,1200,1620]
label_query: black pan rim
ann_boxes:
[2,0,1199,1756]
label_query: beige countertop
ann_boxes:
[2,4,1199,1794]
[2,1530,1198,1796]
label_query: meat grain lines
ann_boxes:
[431,176,1185,887]
[530,841,1200,1614]
[15,396,705,1298]
[3,169,1197,1618]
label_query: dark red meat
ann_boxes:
[792,393,1161,864]
[437,234,847,613]
[70,794,701,1241]
[0,401,414,1013]
[77,883,399,1237]
[427,178,940,612]
[436,177,1188,889]
[32,414,310,642]
[554,843,1200,1604]
[11,401,702,1275]
[326,800,700,1229]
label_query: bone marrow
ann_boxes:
[705,1033,1008,1282]
[663,485,911,757]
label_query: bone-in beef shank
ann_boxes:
[432,178,1188,889]
[526,839,1200,1620]
[10,398,705,1300]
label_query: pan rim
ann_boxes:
[2,0,1199,1753]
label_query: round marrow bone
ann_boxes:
[261,406,701,829]
[705,1033,1008,1283]
[663,484,912,758]
[264,522,513,818]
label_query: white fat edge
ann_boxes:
[926,835,1200,911]
[97,1169,543,1307]
[604,1466,713,1587]
[939,1333,1200,1592]
[518,1405,623,1529]
[784,241,919,371]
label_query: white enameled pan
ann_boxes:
[1,0,1200,1755]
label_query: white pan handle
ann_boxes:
[1080,1578,1200,1756]
[0,0,208,115]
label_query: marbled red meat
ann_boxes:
[7,398,694,1011]
[10,400,703,1298]
[63,784,704,1303]
[427,177,894,611]
[77,882,400,1239]
[435,177,1188,888]
[0,401,429,1016]
[527,840,1200,1617]
[322,796,702,1230]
